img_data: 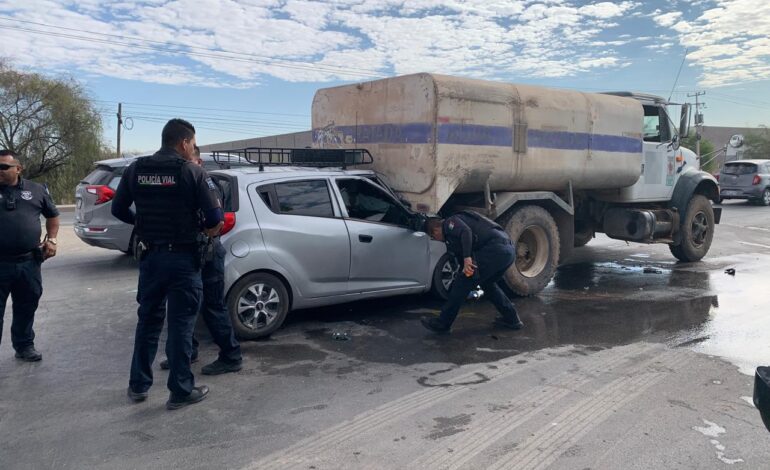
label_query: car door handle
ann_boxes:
[359,234,373,243]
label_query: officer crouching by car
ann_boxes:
[421,210,524,334]
[112,118,224,410]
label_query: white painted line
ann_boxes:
[739,241,770,250]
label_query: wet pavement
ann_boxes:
[1,199,769,469]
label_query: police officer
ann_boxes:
[421,210,524,333]
[112,119,223,410]
[159,146,242,375]
[0,149,59,361]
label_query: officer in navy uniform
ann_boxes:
[421,211,524,333]
[112,119,223,410]
[158,145,242,375]
[0,150,59,361]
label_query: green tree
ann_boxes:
[0,61,103,202]
[681,131,717,174]
[743,126,770,160]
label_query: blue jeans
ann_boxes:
[437,240,519,329]
[130,249,202,397]
[0,259,42,351]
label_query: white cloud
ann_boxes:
[659,0,770,87]
[0,0,644,86]
[654,11,683,27]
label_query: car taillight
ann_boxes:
[220,212,236,235]
[753,175,761,185]
[86,185,115,205]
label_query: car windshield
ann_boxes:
[723,163,757,175]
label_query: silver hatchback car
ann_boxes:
[718,159,770,206]
[74,153,249,256]
[211,158,454,339]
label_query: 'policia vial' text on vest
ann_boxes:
[131,155,199,244]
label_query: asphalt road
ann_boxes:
[1,200,769,469]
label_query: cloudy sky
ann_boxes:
[1,0,768,151]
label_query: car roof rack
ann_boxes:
[210,147,374,171]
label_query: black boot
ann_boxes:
[421,316,450,334]
[493,316,524,330]
[201,359,242,375]
[14,347,42,362]
[166,385,209,410]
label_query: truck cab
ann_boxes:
[595,92,697,203]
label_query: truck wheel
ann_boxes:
[500,205,560,296]
[574,222,593,248]
[430,253,458,300]
[669,194,715,262]
[227,272,290,340]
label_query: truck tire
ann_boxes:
[227,272,290,340]
[500,205,560,296]
[430,253,458,300]
[573,221,593,248]
[669,194,715,262]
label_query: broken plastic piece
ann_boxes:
[725,268,736,276]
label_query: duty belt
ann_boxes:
[147,242,198,253]
[0,251,35,262]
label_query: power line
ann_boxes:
[0,18,383,79]
[92,99,310,118]
[130,116,291,136]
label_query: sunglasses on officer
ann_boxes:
[0,163,19,171]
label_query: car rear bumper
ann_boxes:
[720,187,764,199]
[73,223,133,251]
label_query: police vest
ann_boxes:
[131,156,199,243]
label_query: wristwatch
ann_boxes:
[46,238,57,245]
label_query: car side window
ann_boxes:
[336,178,411,227]
[270,180,335,217]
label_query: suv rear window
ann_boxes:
[723,163,757,175]
[272,180,334,217]
[81,165,115,185]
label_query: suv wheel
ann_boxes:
[227,273,290,340]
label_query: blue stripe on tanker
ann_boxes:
[312,123,642,153]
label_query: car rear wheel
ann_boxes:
[122,232,140,261]
[227,272,290,340]
[761,188,770,207]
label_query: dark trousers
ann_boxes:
[130,250,202,397]
[160,242,241,363]
[0,259,42,352]
[197,241,241,363]
[437,240,520,329]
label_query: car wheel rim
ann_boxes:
[516,225,549,278]
[237,283,282,331]
[764,190,770,205]
[691,212,709,247]
[440,258,458,291]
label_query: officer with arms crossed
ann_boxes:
[112,119,223,410]
[0,150,59,361]
[421,211,524,334]
[159,145,242,375]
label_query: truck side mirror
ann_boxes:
[679,103,690,138]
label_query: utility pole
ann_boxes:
[116,102,123,158]
[687,91,706,158]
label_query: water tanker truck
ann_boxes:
[312,73,721,296]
